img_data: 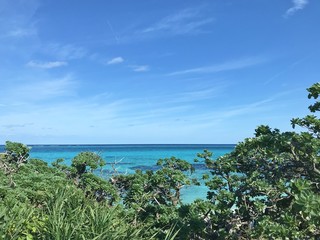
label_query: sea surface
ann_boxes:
[1,144,235,203]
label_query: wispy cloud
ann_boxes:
[0,1,39,39]
[140,8,213,36]
[264,55,311,84]
[131,65,150,72]
[26,60,68,69]
[3,123,34,129]
[173,87,223,102]
[21,76,76,101]
[168,57,265,76]
[1,75,76,104]
[44,43,87,60]
[145,86,226,105]
[168,98,275,130]
[107,20,120,44]
[284,0,309,18]
[6,27,37,38]
[107,57,124,65]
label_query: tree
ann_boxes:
[199,82,320,239]
[113,157,195,208]
[53,152,119,205]
[0,141,31,187]
[112,157,198,238]
[71,151,105,175]
[5,141,30,165]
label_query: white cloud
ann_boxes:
[168,57,265,76]
[107,20,120,44]
[26,61,68,69]
[0,75,76,104]
[3,123,34,129]
[6,28,37,38]
[27,77,75,99]
[284,0,309,17]
[0,97,132,143]
[172,87,223,102]
[0,0,39,39]
[45,43,87,60]
[107,57,124,65]
[141,8,213,35]
[131,65,150,72]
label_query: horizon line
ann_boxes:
[0,143,237,146]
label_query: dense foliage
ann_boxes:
[197,83,320,239]
[1,83,319,239]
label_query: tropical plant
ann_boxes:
[4,141,30,165]
[52,152,120,205]
[198,82,320,239]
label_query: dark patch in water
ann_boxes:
[130,165,161,171]
[106,162,133,165]
[192,164,208,170]
[129,164,207,171]
[93,169,126,175]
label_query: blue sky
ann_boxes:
[0,0,319,144]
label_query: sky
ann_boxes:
[0,0,319,144]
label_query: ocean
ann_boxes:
[1,144,235,203]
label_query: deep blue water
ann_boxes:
[1,144,235,202]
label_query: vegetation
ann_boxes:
[1,83,320,239]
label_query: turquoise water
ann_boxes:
[1,144,235,203]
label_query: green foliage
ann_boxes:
[0,202,38,240]
[80,172,119,204]
[69,152,119,204]
[40,188,143,240]
[0,154,150,239]
[174,199,215,239]
[199,82,320,239]
[292,82,320,136]
[0,141,31,188]
[5,141,30,164]
[113,157,195,209]
[71,151,105,175]
[112,157,203,239]
[155,157,195,206]
[114,157,195,209]
[51,152,119,205]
